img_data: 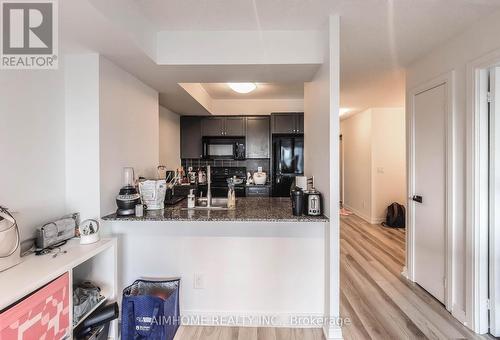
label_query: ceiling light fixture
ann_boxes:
[339,108,352,116]
[228,83,257,94]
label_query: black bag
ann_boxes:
[382,202,405,228]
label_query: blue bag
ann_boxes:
[121,278,180,340]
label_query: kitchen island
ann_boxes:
[101,197,327,328]
[102,197,328,223]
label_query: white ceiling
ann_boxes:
[134,0,500,112]
[61,0,500,115]
[201,83,304,100]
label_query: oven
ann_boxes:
[198,167,247,198]
[202,137,246,160]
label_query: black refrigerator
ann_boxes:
[272,136,304,197]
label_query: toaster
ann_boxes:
[304,189,322,216]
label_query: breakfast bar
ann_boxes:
[101,197,328,328]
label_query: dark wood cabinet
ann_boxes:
[224,117,245,136]
[296,114,304,133]
[246,117,270,158]
[246,185,271,197]
[201,117,245,136]
[271,113,304,134]
[181,114,303,160]
[180,117,202,159]
[201,117,225,136]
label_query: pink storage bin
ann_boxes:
[0,273,70,340]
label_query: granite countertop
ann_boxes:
[102,197,328,223]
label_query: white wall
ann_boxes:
[159,106,181,170]
[371,108,406,221]
[0,67,66,241]
[340,109,373,220]
[304,16,341,339]
[340,108,406,223]
[65,54,101,220]
[406,9,500,328]
[99,56,159,216]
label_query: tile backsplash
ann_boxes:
[181,158,270,174]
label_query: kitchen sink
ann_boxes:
[182,197,233,210]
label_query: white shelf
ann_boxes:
[0,238,116,310]
[73,289,108,330]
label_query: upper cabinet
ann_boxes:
[180,116,203,159]
[201,117,225,136]
[271,113,304,134]
[246,117,270,159]
[224,117,246,136]
[201,117,245,136]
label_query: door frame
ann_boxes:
[466,48,500,333]
[406,70,455,312]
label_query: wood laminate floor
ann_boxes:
[174,214,496,340]
[340,214,496,340]
[173,326,324,340]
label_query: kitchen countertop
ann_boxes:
[102,197,328,223]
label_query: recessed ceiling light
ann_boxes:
[340,108,352,116]
[228,83,257,94]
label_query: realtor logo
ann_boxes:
[1,0,58,69]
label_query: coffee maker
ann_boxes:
[116,167,141,216]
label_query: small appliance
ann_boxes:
[252,167,267,185]
[202,137,246,160]
[116,167,141,216]
[290,187,304,216]
[0,206,21,272]
[304,188,322,216]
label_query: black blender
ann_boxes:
[116,167,141,216]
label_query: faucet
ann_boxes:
[206,165,212,207]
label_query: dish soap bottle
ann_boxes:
[187,189,196,208]
[227,179,236,209]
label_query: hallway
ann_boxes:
[340,215,494,339]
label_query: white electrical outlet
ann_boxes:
[194,273,205,289]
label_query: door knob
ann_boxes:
[412,195,423,203]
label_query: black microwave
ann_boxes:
[202,137,246,160]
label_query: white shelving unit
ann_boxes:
[0,238,118,339]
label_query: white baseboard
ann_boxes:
[323,324,343,339]
[342,204,384,225]
[451,305,467,325]
[181,310,325,328]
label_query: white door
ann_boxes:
[413,83,447,304]
[489,67,500,336]
[340,135,343,205]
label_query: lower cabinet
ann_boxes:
[0,273,70,339]
[246,186,271,197]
